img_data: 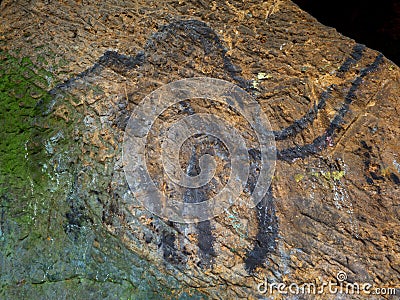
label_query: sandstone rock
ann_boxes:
[1,0,399,299]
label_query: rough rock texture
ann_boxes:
[1,0,399,299]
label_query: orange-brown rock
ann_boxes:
[1,0,399,299]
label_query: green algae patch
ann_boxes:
[0,51,206,300]
[0,51,54,226]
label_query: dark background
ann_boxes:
[292,0,400,65]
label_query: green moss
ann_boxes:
[0,51,208,300]
[0,51,54,226]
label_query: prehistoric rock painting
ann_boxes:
[2,1,399,298]
[40,17,394,281]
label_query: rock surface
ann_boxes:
[1,0,399,299]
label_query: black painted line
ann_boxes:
[50,51,145,93]
[244,186,278,273]
[149,20,252,89]
[338,43,366,74]
[49,19,250,94]
[278,54,384,161]
[273,44,366,141]
[184,148,216,268]
[161,221,184,265]
[273,86,334,141]
[243,147,278,273]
